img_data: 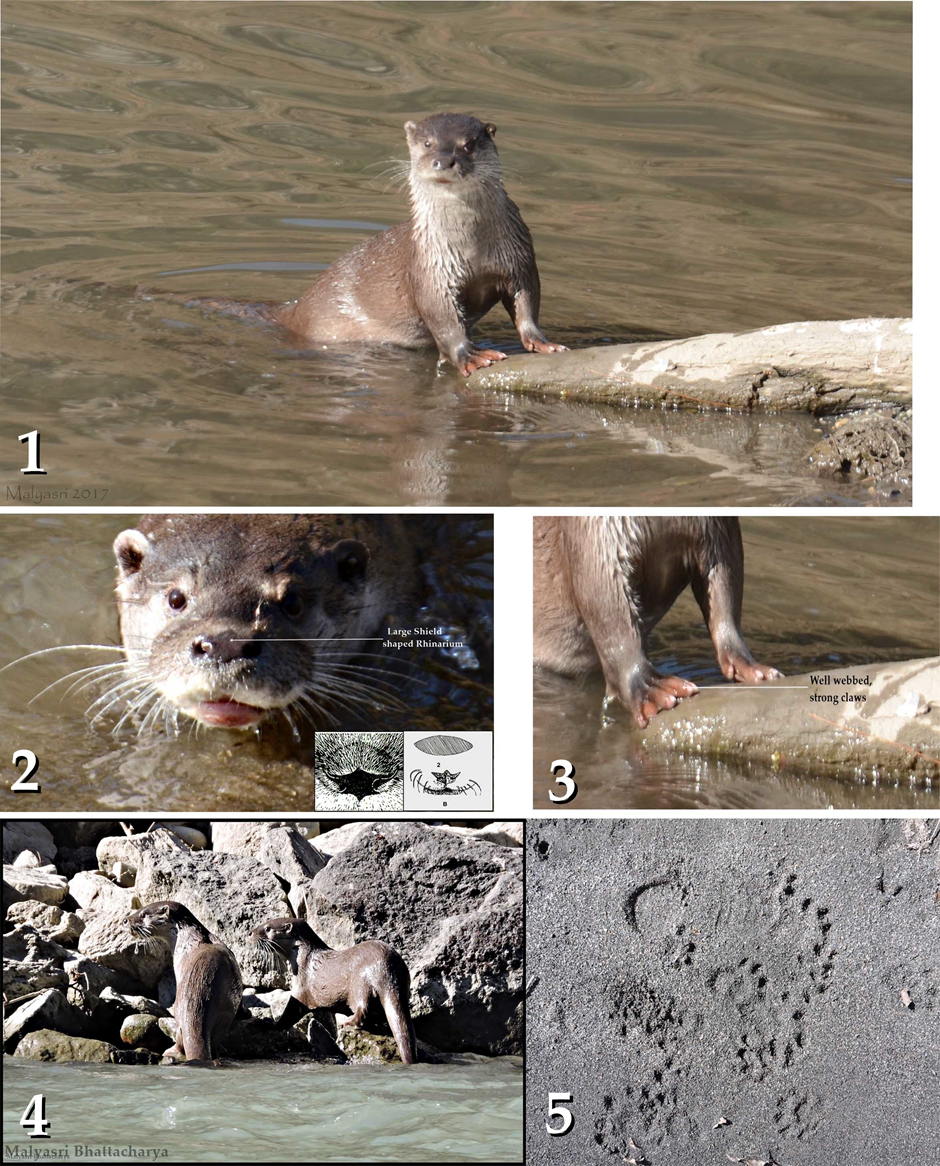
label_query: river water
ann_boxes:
[2,1055,523,1163]
[1,1,911,507]
[533,516,940,810]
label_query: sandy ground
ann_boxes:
[525,819,939,1165]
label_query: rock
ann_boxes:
[241,988,294,1023]
[2,988,86,1052]
[13,1028,161,1064]
[223,1017,322,1060]
[311,822,375,858]
[3,929,70,1001]
[808,411,911,481]
[69,871,139,915]
[96,827,187,881]
[210,821,293,856]
[293,1014,348,1061]
[2,822,56,866]
[304,821,523,1055]
[157,1016,178,1045]
[161,824,208,850]
[258,825,328,886]
[98,987,168,1017]
[477,822,524,847]
[77,913,169,991]
[54,845,99,880]
[120,1013,171,1053]
[132,846,289,987]
[63,956,149,1001]
[335,1024,402,1064]
[2,863,68,905]
[6,901,84,944]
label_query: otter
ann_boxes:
[112,514,422,732]
[188,113,565,377]
[251,917,417,1065]
[533,517,782,727]
[125,900,243,1063]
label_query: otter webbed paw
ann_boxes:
[457,346,508,377]
[718,650,784,684]
[523,336,568,354]
[611,669,699,729]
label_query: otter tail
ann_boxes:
[383,955,418,1065]
[137,286,285,325]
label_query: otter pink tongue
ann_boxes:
[194,699,264,728]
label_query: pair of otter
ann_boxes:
[181,113,565,378]
[534,517,781,726]
[124,901,416,1065]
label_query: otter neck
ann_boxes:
[166,917,214,968]
[289,932,331,980]
[409,171,511,243]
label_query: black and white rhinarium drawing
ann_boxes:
[413,734,473,757]
[408,734,481,797]
[314,732,404,810]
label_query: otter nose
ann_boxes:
[191,633,262,663]
[431,154,457,171]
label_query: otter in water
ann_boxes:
[112,514,422,732]
[125,900,243,1063]
[533,517,782,727]
[252,917,417,1064]
[188,113,565,376]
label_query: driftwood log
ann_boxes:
[473,317,912,481]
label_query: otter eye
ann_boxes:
[424,140,432,148]
[167,588,187,611]
[281,590,304,619]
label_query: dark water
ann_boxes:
[0,2,911,506]
[533,517,940,810]
[2,1056,523,1163]
[0,514,493,811]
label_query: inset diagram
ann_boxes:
[404,731,493,810]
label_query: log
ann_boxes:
[474,317,912,416]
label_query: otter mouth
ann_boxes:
[192,698,266,729]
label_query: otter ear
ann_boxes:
[113,529,150,578]
[484,122,497,138]
[331,538,370,583]
[404,121,417,138]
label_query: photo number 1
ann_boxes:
[11,749,41,792]
[19,430,47,475]
[548,759,577,804]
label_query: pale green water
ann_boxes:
[2,1055,522,1162]
[1,1,911,506]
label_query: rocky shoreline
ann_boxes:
[3,820,523,1066]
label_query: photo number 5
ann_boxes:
[546,1092,573,1136]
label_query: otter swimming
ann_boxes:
[252,917,417,1064]
[189,113,566,377]
[125,900,242,1063]
[533,517,782,727]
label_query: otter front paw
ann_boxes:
[719,650,783,684]
[612,671,699,729]
[458,347,508,377]
[523,336,568,354]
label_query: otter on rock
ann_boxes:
[112,514,422,732]
[125,900,243,1063]
[533,517,782,727]
[252,917,417,1064]
[192,113,565,377]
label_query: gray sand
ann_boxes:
[526,819,939,1165]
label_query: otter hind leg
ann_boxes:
[690,523,783,685]
[379,953,417,1064]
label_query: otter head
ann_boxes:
[125,899,190,944]
[250,917,327,962]
[404,113,500,195]
[113,515,384,731]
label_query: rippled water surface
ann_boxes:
[533,517,940,810]
[1,2,911,506]
[2,1056,522,1163]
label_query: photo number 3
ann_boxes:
[11,749,40,792]
[546,1092,574,1136]
[548,759,577,804]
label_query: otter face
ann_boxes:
[113,516,388,731]
[250,917,301,960]
[404,112,499,191]
[125,899,179,942]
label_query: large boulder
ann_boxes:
[13,1029,160,1064]
[303,821,523,1055]
[69,871,138,915]
[2,822,56,866]
[3,929,70,1001]
[96,828,188,881]
[77,914,169,991]
[6,901,84,944]
[2,863,68,905]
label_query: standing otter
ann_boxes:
[112,514,422,732]
[190,113,565,377]
[534,517,782,727]
[251,917,417,1065]
[125,900,243,1063]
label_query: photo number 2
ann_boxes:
[11,749,40,792]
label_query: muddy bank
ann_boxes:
[475,319,912,483]
[645,657,939,784]
[526,818,940,1165]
